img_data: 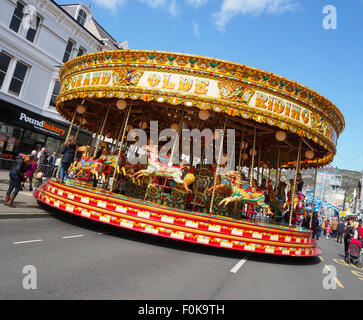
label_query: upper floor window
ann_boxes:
[49,80,60,107]
[9,1,24,33]
[77,47,86,57]
[25,15,41,43]
[8,61,28,96]
[76,9,87,27]
[0,52,11,89]
[62,39,74,63]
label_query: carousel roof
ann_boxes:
[56,50,345,169]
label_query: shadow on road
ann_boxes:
[39,202,321,266]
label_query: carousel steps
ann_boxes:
[35,180,320,257]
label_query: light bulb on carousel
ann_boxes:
[116,99,127,110]
[76,104,86,114]
[198,109,210,121]
[249,148,257,156]
[305,150,314,159]
[171,123,179,131]
[275,130,286,142]
[139,121,147,129]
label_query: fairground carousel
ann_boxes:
[34,50,345,257]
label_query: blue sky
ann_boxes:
[56,0,363,172]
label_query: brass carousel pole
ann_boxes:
[249,127,257,188]
[235,126,245,215]
[310,157,319,230]
[209,117,227,216]
[238,125,245,171]
[93,104,111,158]
[275,144,281,194]
[169,110,185,165]
[75,117,86,140]
[289,139,302,228]
[257,146,261,185]
[56,107,77,179]
[109,104,132,193]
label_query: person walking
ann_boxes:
[5,154,32,207]
[336,219,345,244]
[59,136,77,183]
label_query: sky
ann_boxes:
[56,0,363,172]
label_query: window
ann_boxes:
[77,47,86,57]
[25,15,41,43]
[9,1,24,33]
[62,39,74,63]
[0,52,11,89]
[8,61,28,96]
[76,9,87,27]
[49,80,60,107]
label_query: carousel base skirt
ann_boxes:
[34,179,321,257]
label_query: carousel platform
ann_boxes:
[34,179,321,257]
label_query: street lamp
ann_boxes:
[342,184,348,212]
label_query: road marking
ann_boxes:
[62,235,84,239]
[351,270,363,281]
[319,256,325,261]
[14,239,43,244]
[325,265,344,288]
[230,256,249,273]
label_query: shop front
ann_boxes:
[0,99,89,160]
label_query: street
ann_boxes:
[1,205,363,300]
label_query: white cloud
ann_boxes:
[185,0,208,7]
[92,0,179,16]
[92,0,126,10]
[193,21,200,38]
[213,0,298,31]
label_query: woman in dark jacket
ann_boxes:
[59,136,77,183]
[5,154,31,207]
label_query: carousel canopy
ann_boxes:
[56,50,344,170]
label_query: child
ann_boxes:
[33,169,44,190]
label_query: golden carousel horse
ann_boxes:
[68,145,105,183]
[214,171,273,215]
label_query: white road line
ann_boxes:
[62,235,84,239]
[14,239,43,244]
[230,256,249,273]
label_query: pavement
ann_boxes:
[0,170,50,219]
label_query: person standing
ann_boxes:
[48,152,57,166]
[312,212,320,240]
[336,219,345,244]
[59,136,77,183]
[331,218,338,238]
[25,156,38,191]
[343,220,354,261]
[325,220,332,239]
[5,155,32,207]
[318,213,323,239]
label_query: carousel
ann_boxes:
[34,50,345,257]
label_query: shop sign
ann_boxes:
[19,112,66,137]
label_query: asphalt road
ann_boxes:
[1,206,363,301]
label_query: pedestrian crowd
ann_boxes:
[4,147,59,208]
[310,212,363,267]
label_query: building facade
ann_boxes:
[0,0,127,159]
